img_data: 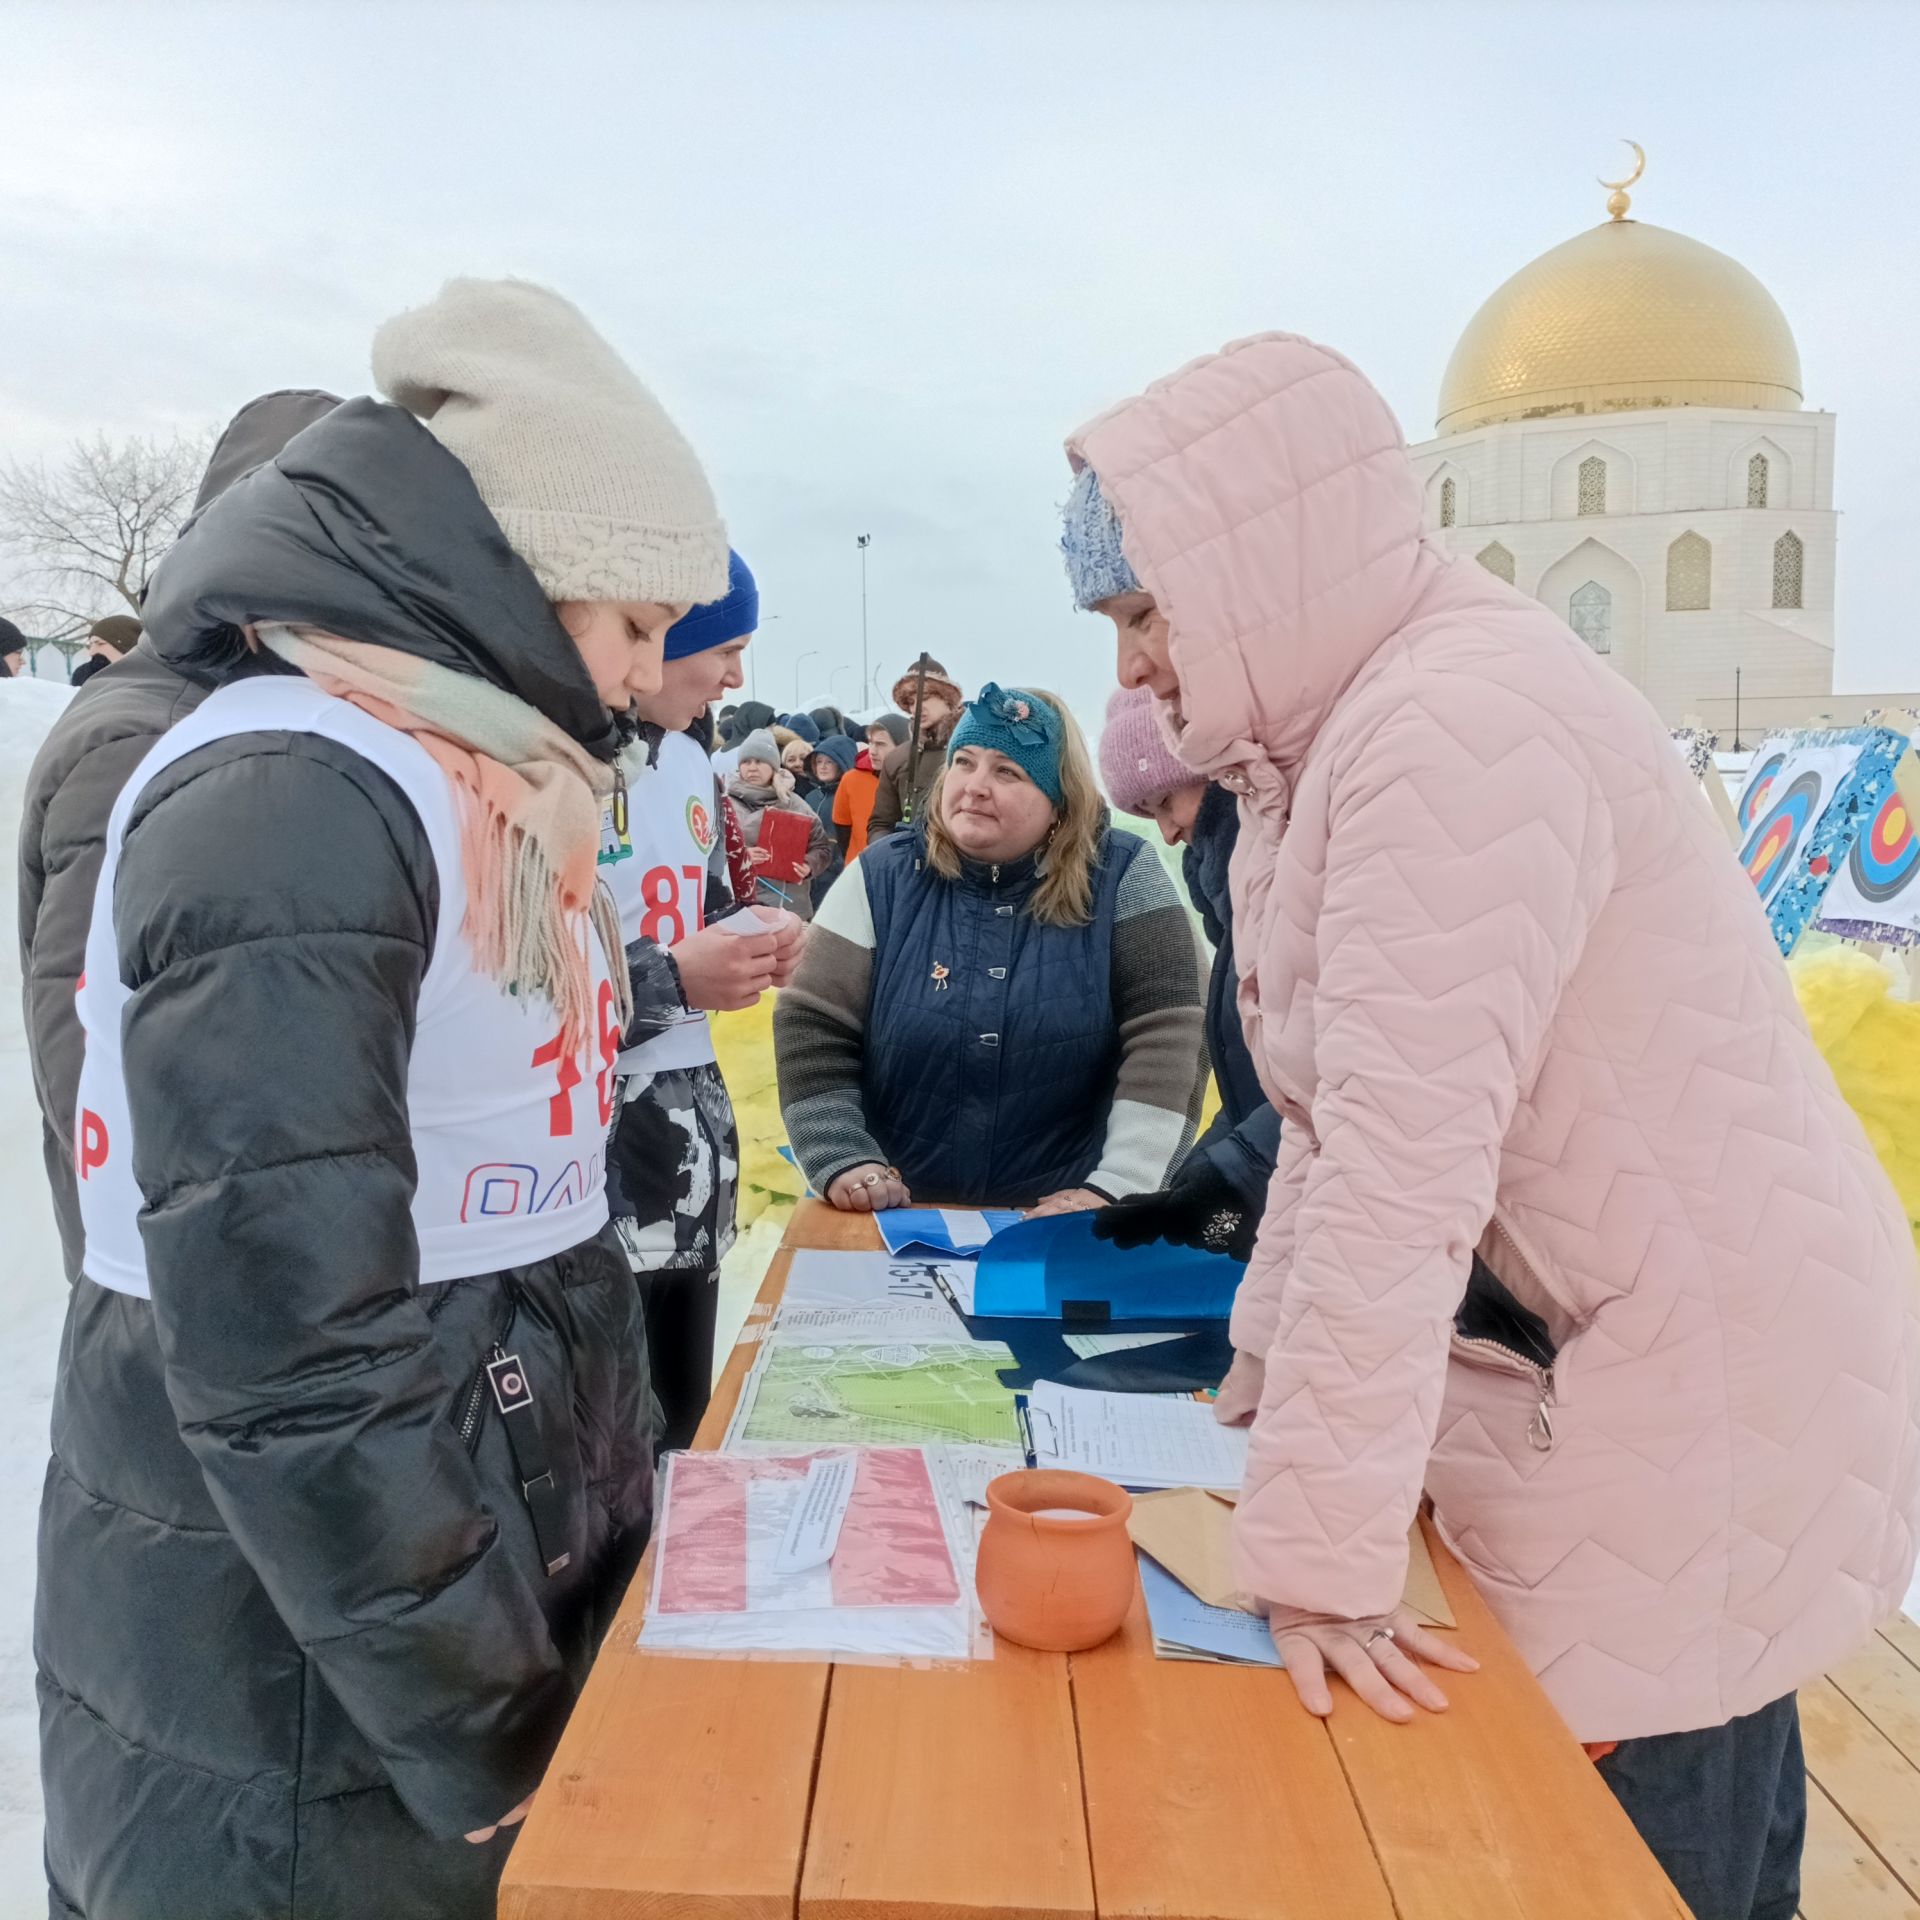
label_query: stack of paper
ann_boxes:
[775,1249,974,1341]
[641,1445,975,1659]
[1127,1486,1456,1628]
[1137,1553,1283,1666]
[1020,1381,1250,1491]
[1127,1484,1457,1665]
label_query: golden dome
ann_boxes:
[1436,216,1803,436]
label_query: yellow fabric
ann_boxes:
[713,995,804,1229]
[1790,950,1920,1260]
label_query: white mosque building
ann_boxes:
[1407,157,1912,738]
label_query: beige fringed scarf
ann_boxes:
[258,624,632,1055]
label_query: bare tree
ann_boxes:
[0,428,214,662]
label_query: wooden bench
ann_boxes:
[501,1201,1688,1920]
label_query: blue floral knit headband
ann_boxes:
[947,683,1065,804]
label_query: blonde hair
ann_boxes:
[923,688,1103,927]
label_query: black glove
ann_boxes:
[1090,1156,1257,1262]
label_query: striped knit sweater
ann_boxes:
[776,826,1207,1205]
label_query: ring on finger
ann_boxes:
[1365,1626,1396,1652]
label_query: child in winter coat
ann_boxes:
[781,734,818,801]
[600,550,803,1455]
[806,733,859,905]
[728,728,835,919]
[835,740,883,862]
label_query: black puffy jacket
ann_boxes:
[36,399,654,1920]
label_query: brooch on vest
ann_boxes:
[930,962,950,991]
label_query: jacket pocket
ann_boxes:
[469,1290,588,1582]
[1451,1253,1559,1452]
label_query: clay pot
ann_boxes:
[975,1470,1136,1652]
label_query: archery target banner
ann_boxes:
[1818,777,1920,942]
[1732,737,1864,905]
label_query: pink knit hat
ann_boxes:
[1099,685,1200,815]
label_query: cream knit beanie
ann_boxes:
[372,277,729,608]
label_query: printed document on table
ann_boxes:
[641,1446,972,1659]
[726,1335,1023,1454]
[1022,1382,1250,1491]
[776,1250,974,1341]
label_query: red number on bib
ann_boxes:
[75,1109,109,1180]
[531,1031,582,1136]
[682,865,706,932]
[639,865,686,946]
[596,978,621,1126]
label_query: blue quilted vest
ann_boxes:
[860,825,1143,1206]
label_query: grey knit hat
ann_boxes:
[372,278,729,609]
[735,729,780,773]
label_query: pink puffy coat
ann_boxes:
[1068,334,1920,1741]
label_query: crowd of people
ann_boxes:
[8,279,1918,1920]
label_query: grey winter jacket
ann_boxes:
[36,397,653,1920]
[18,390,338,1281]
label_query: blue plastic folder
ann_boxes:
[874,1207,1025,1259]
[971,1211,1243,1323]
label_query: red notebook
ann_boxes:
[756,806,812,884]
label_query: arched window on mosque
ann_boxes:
[1747,453,1770,509]
[1569,580,1612,655]
[1666,531,1711,612]
[1477,542,1515,583]
[1439,477,1457,528]
[1577,456,1608,517]
[1773,531,1804,609]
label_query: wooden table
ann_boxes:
[502,1202,1688,1920]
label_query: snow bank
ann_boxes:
[1,679,77,1908]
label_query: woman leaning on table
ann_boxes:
[1060,331,1920,1920]
[773,682,1207,1216]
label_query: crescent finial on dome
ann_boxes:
[1600,140,1647,221]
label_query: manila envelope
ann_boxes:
[1127,1486,1455,1629]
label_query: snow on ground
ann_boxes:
[2,680,77,1911]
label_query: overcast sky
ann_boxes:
[4,0,1915,727]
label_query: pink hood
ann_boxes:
[1068,334,1920,1741]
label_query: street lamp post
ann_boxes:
[796,649,821,711]
[750,612,780,704]
[857,534,871,697]
[1734,665,1743,752]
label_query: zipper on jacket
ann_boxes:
[1484,1215,1560,1450]
[457,1369,488,1454]
[1452,1334,1557,1452]
[458,1298,520,1455]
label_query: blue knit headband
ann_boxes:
[947,683,1065,804]
[666,549,758,659]
[1061,466,1141,612]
